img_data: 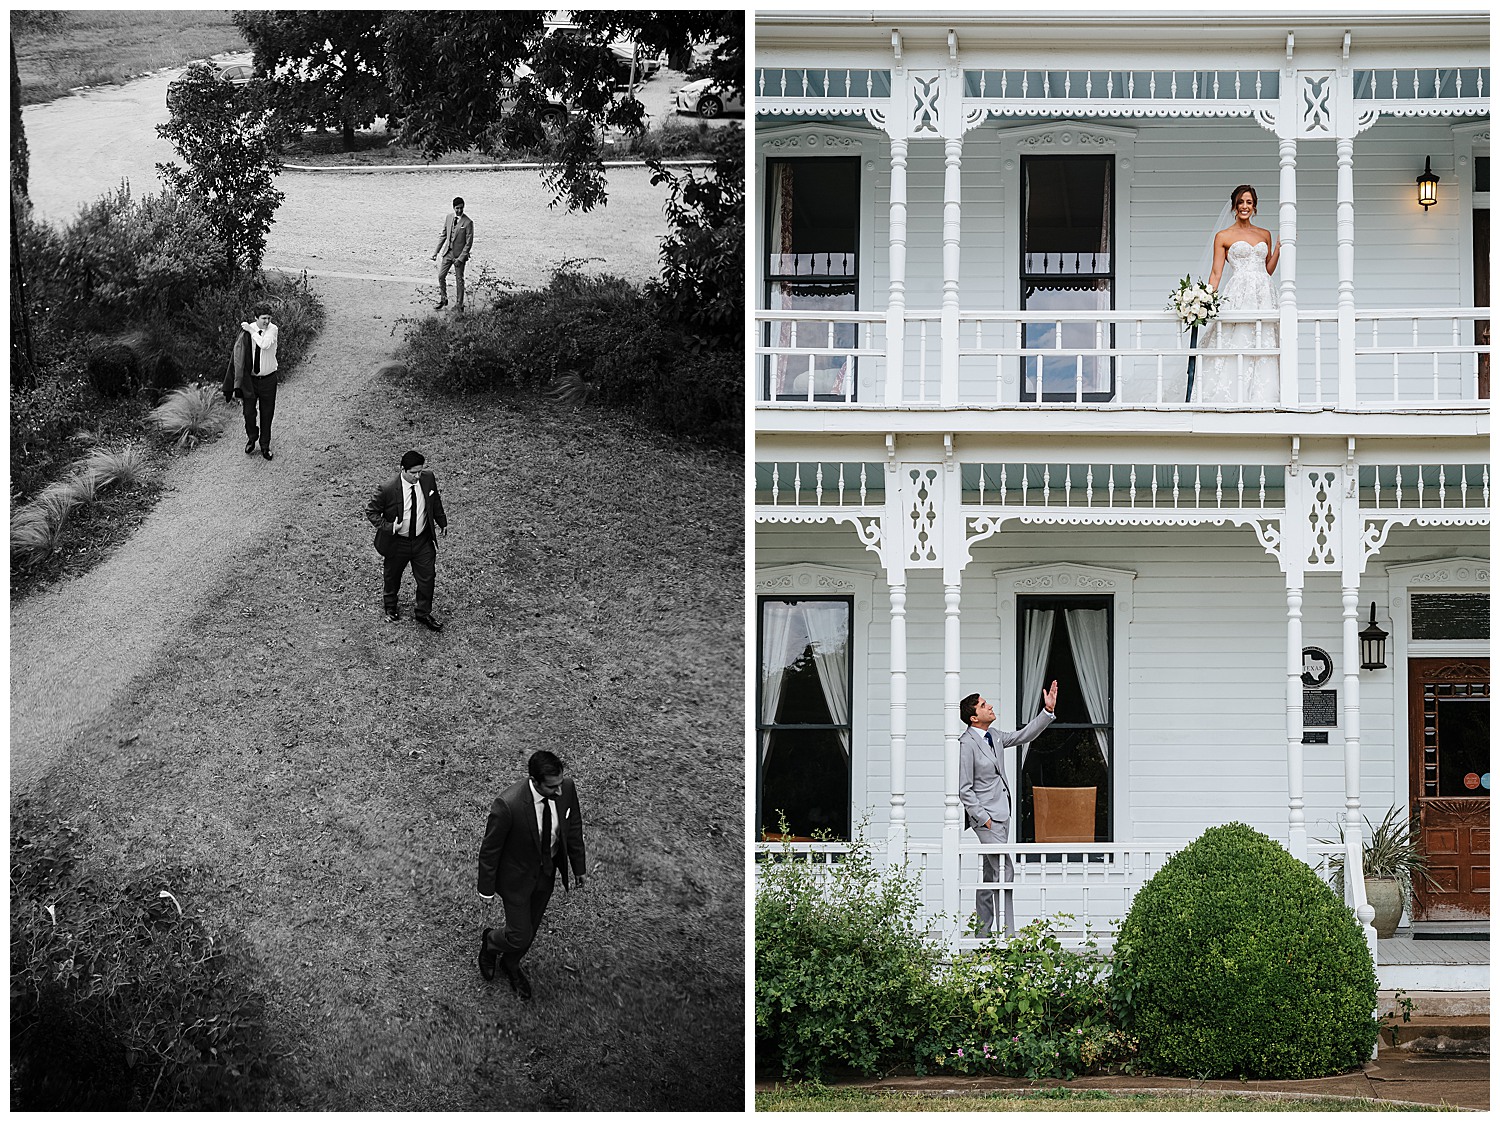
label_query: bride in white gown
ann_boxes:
[1202,184,1281,403]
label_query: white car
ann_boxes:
[672,76,742,119]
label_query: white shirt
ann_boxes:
[529,779,560,848]
[399,473,426,537]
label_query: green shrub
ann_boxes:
[10,804,277,1108]
[755,834,946,1080]
[11,371,90,496]
[926,918,1137,1079]
[1110,822,1378,1079]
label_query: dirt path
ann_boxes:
[9,276,416,793]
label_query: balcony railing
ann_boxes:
[755,306,1491,410]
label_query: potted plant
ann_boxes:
[1325,806,1435,938]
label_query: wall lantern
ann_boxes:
[1359,602,1389,670]
[1416,156,1440,211]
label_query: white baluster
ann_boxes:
[771,462,780,505]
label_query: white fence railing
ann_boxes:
[755,306,1490,410]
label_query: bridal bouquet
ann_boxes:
[1167,275,1222,331]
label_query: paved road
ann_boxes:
[20,54,691,287]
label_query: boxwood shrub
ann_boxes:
[1110,821,1378,1079]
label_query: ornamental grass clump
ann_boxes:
[148,384,225,451]
[755,831,945,1080]
[1110,821,1378,1079]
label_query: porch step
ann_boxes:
[1378,1015,1489,1055]
[1378,990,1489,1018]
[1375,933,1489,992]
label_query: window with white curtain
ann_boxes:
[1016,595,1114,842]
[757,597,853,840]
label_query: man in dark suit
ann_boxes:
[477,750,587,1000]
[364,449,449,631]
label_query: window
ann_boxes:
[1412,593,1490,641]
[1015,597,1114,842]
[757,597,853,840]
[1020,156,1115,401]
[765,158,860,400]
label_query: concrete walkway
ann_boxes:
[757,1048,1488,1111]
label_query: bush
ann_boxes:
[755,834,946,1080]
[149,384,226,451]
[926,918,1137,1079]
[1110,822,1378,1079]
[85,340,141,398]
[398,264,740,448]
[10,804,277,1108]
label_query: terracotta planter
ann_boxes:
[1365,876,1404,939]
[1033,787,1097,843]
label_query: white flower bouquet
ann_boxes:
[1167,275,1222,331]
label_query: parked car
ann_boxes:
[165,60,259,107]
[672,77,742,119]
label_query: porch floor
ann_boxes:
[1377,934,1489,968]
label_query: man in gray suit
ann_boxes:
[431,196,473,311]
[958,682,1059,937]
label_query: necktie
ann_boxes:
[540,797,553,872]
[984,731,994,747]
[408,484,418,537]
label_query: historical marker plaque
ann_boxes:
[1303,689,1338,728]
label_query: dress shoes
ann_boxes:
[435,298,448,310]
[477,928,498,982]
[261,448,274,461]
[245,439,257,454]
[384,608,400,623]
[500,960,533,1002]
[416,615,444,633]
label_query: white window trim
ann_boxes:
[993,561,1137,840]
[754,563,877,835]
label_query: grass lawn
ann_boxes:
[24,387,745,1110]
[12,10,245,104]
[755,1087,1450,1112]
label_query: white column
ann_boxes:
[941,581,962,937]
[886,137,909,406]
[1335,136,1357,406]
[1277,136,1299,401]
[887,580,909,861]
[940,137,962,406]
[1339,584,1375,921]
[1285,580,1307,859]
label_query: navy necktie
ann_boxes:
[984,731,994,747]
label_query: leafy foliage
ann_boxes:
[148,384,228,451]
[1323,805,1437,911]
[156,63,286,276]
[927,918,1138,1079]
[398,264,739,448]
[755,833,946,1080]
[233,10,390,150]
[10,803,277,1108]
[1110,822,1379,1079]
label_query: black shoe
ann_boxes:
[416,615,444,633]
[511,964,532,1002]
[478,929,497,981]
[261,448,274,461]
[435,298,448,310]
[383,608,400,623]
[245,439,257,454]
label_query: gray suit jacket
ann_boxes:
[958,709,1057,832]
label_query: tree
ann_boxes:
[156,64,286,277]
[383,11,744,212]
[649,128,744,344]
[11,39,29,198]
[232,10,389,151]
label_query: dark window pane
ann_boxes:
[1477,156,1490,194]
[1437,699,1490,797]
[1412,594,1490,641]
[1023,157,1111,262]
[766,158,860,266]
[760,729,851,839]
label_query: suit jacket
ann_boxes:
[221,328,252,401]
[477,776,586,900]
[436,212,473,262]
[958,709,1057,833]
[365,471,447,557]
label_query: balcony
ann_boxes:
[755,306,1491,415]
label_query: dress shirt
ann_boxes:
[399,474,425,537]
[530,779,560,849]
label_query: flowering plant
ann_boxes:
[1167,275,1222,330]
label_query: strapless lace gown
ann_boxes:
[1202,240,1279,403]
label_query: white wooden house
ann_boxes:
[752,9,1489,990]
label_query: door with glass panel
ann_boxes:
[1015,596,1114,844]
[1020,155,1115,402]
[757,597,853,841]
[764,158,860,401]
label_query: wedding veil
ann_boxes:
[1195,197,1237,288]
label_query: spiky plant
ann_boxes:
[64,469,105,511]
[83,446,150,489]
[10,487,75,569]
[1324,805,1437,907]
[148,385,225,451]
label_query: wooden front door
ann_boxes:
[1408,658,1490,921]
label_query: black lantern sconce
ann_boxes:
[1416,156,1440,211]
[1359,602,1389,670]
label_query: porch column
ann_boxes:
[941,581,963,934]
[885,137,909,406]
[887,580,909,860]
[940,137,962,406]
[1335,136,1357,405]
[1285,579,1308,859]
[1340,585,1375,925]
[1277,137,1300,401]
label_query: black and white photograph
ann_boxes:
[9,9,744,1111]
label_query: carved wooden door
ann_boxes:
[1408,658,1490,921]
